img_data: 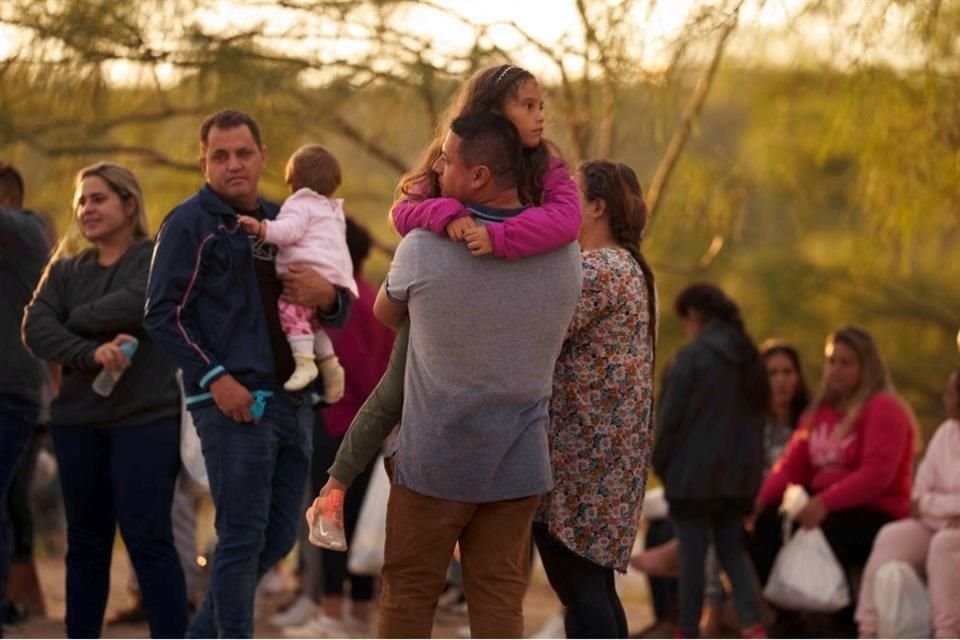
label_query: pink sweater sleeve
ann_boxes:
[390,192,465,237]
[264,197,312,247]
[818,394,912,513]
[915,421,960,519]
[759,426,813,507]
[486,157,581,260]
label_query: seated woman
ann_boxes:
[753,325,917,635]
[856,369,960,639]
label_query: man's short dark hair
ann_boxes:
[199,109,263,148]
[450,113,522,189]
[0,161,25,208]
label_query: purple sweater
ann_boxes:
[390,157,581,259]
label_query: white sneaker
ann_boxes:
[284,353,319,391]
[320,356,345,403]
[269,595,318,628]
[283,614,351,638]
[532,613,567,638]
[258,568,286,596]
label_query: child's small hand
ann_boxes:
[463,226,492,256]
[445,215,477,242]
[236,214,263,237]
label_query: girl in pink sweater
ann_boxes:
[239,145,357,400]
[753,325,917,635]
[855,369,960,639]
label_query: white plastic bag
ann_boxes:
[347,455,390,576]
[874,561,932,639]
[763,527,850,612]
[177,372,209,496]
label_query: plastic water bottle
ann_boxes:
[92,338,139,397]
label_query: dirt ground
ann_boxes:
[6,547,654,638]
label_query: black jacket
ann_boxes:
[145,184,350,407]
[652,323,765,517]
[0,208,49,406]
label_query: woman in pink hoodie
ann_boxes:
[856,369,960,639]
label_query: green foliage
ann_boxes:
[2,0,959,441]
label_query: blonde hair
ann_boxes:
[51,162,149,261]
[812,325,920,449]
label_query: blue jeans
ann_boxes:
[673,515,760,637]
[0,394,38,637]
[187,395,313,638]
[51,416,186,639]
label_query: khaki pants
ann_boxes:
[378,483,539,638]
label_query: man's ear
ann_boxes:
[198,153,207,177]
[472,165,492,190]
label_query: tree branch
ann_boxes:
[646,0,746,224]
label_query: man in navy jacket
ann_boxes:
[145,110,350,638]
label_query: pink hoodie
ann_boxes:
[390,156,580,260]
[915,419,960,529]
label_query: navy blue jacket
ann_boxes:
[145,184,349,406]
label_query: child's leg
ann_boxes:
[279,300,319,391]
[314,330,344,404]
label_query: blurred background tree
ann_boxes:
[1,0,957,436]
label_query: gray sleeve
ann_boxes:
[65,242,150,336]
[383,235,419,304]
[23,260,100,371]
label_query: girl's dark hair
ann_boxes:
[394,64,551,210]
[675,283,770,413]
[760,340,810,428]
[345,216,371,272]
[579,160,657,350]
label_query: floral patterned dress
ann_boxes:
[535,247,656,571]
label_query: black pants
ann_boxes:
[51,417,186,639]
[645,519,678,624]
[749,504,893,635]
[311,412,375,601]
[533,522,627,639]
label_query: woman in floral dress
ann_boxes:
[533,160,657,639]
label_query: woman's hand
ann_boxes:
[93,333,136,374]
[796,495,828,530]
[306,477,347,527]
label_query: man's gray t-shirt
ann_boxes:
[386,227,582,503]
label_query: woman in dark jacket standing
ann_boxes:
[652,283,769,639]
[22,162,186,638]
